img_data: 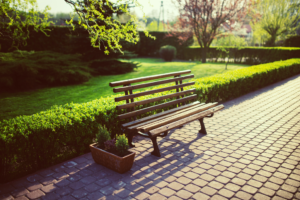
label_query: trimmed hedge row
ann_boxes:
[184,47,300,64]
[0,26,193,58]
[193,59,300,102]
[1,58,300,183]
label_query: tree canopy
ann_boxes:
[252,0,300,46]
[169,0,252,63]
[1,0,153,54]
[0,0,52,50]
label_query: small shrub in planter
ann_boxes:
[95,125,111,149]
[115,134,130,157]
[159,45,177,61]
[90,125,135,173]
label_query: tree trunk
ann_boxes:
[201,47,207,63]
[266,34,276,47]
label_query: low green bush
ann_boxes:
[193,59,300,103]
[0,51,139,91]
[160,45,177,61]
[88,59,139,75]
[1,58,300,183]
[0,51,92,91]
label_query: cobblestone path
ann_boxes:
[1,74,300,200]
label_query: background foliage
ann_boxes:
[0,27,193,58]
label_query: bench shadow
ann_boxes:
[116,122,210,199]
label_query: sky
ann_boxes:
[36,0,179,20]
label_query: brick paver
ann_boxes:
[0,74,299,199]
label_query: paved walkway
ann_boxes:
[1,75,300,200]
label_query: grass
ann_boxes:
[0,58,250,121]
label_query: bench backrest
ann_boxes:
[109,70,196,122]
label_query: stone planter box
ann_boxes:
[89,143,135,173]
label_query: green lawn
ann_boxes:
[0,58,250,121]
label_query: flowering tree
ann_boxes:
[170,0,252,63]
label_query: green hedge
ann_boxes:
[184,47,300,64]
[137,31,193,58]
[193,59,300,102]
[0,26,193,58]
[1,58,300,183]
[284,35,300,47]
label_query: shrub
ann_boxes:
[160,45,177,61]
[193,59,300,103]
[0,51,92,91]
[184,46,300,64]
[1,58,300,183]
[284,35,300,47]
[88,59,139,75]
[115,134,129,156]
[96,125,111,149]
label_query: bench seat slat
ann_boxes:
[140,103,219,132]
[115,82,195,102]
[113,75,194,93]
[109,70,191,87]
[116,89,196,110]
[118,94,197,120]
[122,101,201,128]
[149,105,225,137]
[127,103,206,130]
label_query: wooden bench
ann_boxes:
[109,70,224,157]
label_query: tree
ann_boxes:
[0,0,52,50]
[1,0,153,54]
[63,0,154,54]
[252,0,300,47]
[170,0,251,63]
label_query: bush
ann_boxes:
[0,51,92,91]
[1,58,300,183]
[160,45,177,61]
[0,98,121,183]
[96,125,111,149]
[88,59,139,75]
[184,47,300,64]
[193,59,300,103]
[115,134,129,156]
[284,35,300,47]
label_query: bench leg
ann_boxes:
[150,136,161,157]
[128,131,135,147]
[198,118,207,134]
